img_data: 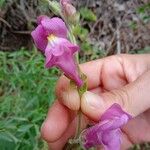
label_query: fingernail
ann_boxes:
[62,87,80,110]
[81,91,106,120]
[83,91,104,109]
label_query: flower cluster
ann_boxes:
[82,104,132,150]
[31,1,132,150]
[31,15,83,87]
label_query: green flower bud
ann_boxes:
[47,0,61,15]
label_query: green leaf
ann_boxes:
[73,25,89,40]
[47,0,61,15]
[0,0,6,8]
[17,124,33,132]
[129,47,150,54]
[137,3,150,14]
[81,42,92,51]
[80,7,97,21]
[0,131,18,143]
[129,21,137,30]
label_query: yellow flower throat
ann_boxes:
[47,34,56,42]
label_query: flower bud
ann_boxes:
[60,0,79,24]
[47,1,61,15]
[64,3,76,16]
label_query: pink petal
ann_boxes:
[45,39,65,57]
[100,114,130,131]
[44,39,82,87]
[37,15,49,25]
[45,37,78,57]
[44,49,52,67]
[60,0,71,5]
[102,129,121,150]
[82,104,132,149]
[56,38,79,54]
[41,17,67,38]
[65,41,80,54]
[101,104,132,121]
[56,52,82,86]
[31,25,47,52]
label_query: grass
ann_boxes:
[0,47,150,150]
[0,48,59,150]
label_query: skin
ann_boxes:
[41,54,150,150]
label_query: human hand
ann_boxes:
[41,54,150,150]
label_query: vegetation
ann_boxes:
[0,49,58,150]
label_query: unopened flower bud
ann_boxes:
[64,3,76,16]
[60,0,79,24]
[47,1,61,15]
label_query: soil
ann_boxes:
[0,0,51,51]
[0,0,150,53]
[75,0,150,54]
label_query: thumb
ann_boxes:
[81,71,150,121]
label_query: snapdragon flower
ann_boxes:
[82,104,132,150]
[31,16,83,86]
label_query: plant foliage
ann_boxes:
[0,49,58,150]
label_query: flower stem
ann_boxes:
[68,25,79,63]
[74,109,82,139]
[68,24,84,146]
[46,1,85,149]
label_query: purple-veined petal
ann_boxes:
[65,41,80,54]
[56,51,82,86]
[45,38,65,57]
[82,129,102,148]
[101,104,132,121]
[44,47,53,67]
[100,114,130,131]
[102,129,121,150]
[41,17,67,38]
[82,104,132,150]
[45,37,78,57]
[45,51,83,86]
[44,38,82,86]
[32,15,82,86]
[37,15,49,25]
[82,121,111,148]
[31,25,48,52]
[55,38,79,54]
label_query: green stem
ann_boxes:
[68,25,83,142]
[46,1,85,149]
[74,109,82,139]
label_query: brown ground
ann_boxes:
[0,0,150,53]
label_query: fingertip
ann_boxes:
[81,91,106,121]
[56,75,80,111]
[41,119,57,142]
[56,75,70,99]
[41,101,70,142]
[61,87,80,110]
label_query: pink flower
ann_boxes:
[31,16,83,86]
[82,104,132,150]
